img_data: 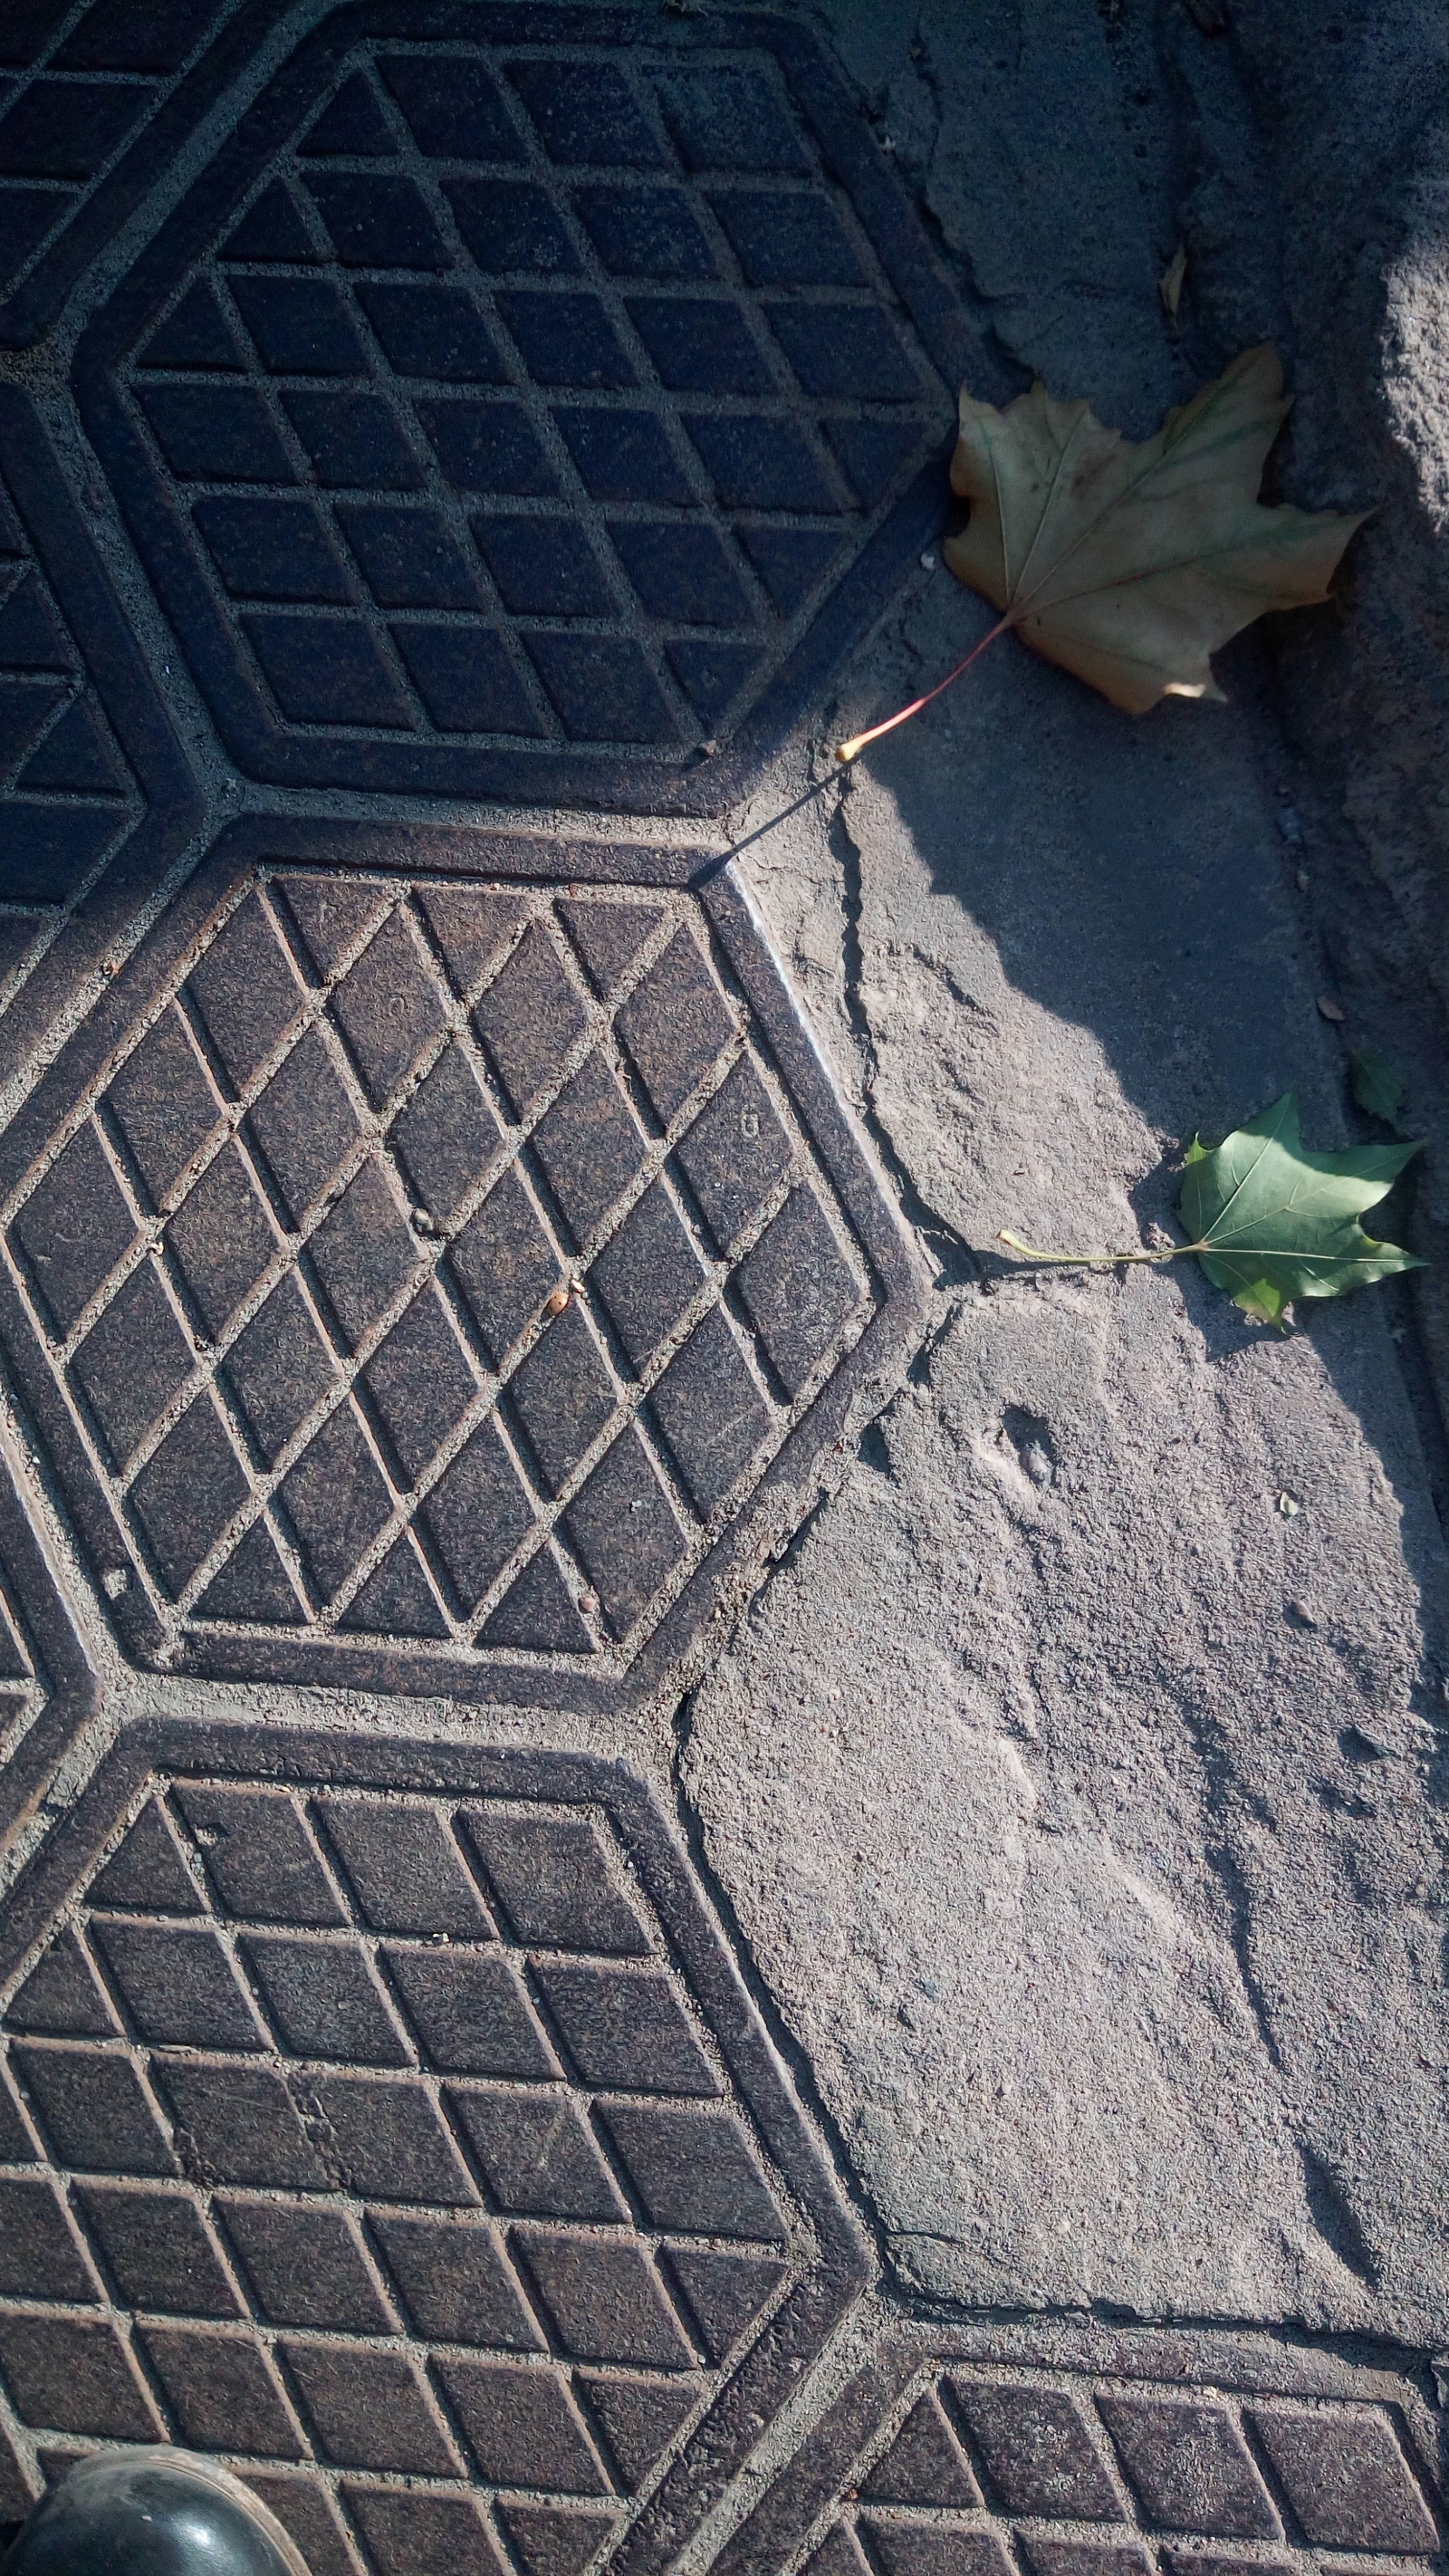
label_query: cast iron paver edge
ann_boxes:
[0,389,202,1095]
[72,4,984,817]
[0,813,930,1714]
[0,1716,875,2576]
[0,1,302,349]
[715,2322,1449,2576]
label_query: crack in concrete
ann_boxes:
[1174,1692,1288,2076]
[884,2225,1416,2347]
[832,790,979,1288]
[1172,1686,1395,2295]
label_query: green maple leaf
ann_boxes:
[1180,1091,1424,1325]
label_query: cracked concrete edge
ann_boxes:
[675,1283,1438,2341]
[831,788,981,1287]
[670,697,1448,2354]
[0,0,1445,2526]
[19,1180,1439,2558]
[811,0,1449,1444]
[679,452,1449,2332]
[4,1072,1447,2565]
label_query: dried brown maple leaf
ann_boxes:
[838,345,1366,757]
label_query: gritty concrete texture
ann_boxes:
[1219,0,1449,1412]
[683,0,1449,2349]
[827,0,1449,1410]
[0,0,1446,2551]
[688,690,1449,2333]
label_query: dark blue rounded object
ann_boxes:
[2,2450,308,2576]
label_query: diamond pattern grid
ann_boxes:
[75,13,968,810]
[0,1767,815,2573]
[720,2358,1448,2576]
[0,862,874,1699]
[0,449,138,916]
[0,389,200,1095]
[0,0,292,347]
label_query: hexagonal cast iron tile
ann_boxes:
[0,819,923,1712]
[74,6,982,814]
[0,1726,868,2574]
[717,2334,1448,2576]
[0,0,295,349]
[0,389,200,1094]
[0,1444,97,1855]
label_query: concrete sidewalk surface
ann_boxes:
[0,1,1444,2570]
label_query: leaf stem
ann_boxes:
[835,616,1012,763]
[997,1229,1204,1268]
